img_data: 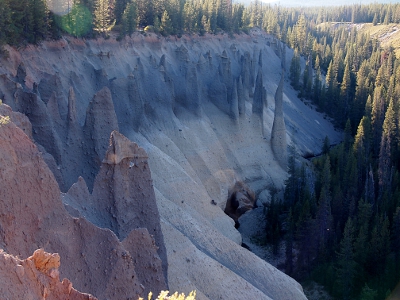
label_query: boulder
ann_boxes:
[225,181,256,226]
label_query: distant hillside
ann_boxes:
[239,0,400,7]
[358,23,400,57]
[318,22,400,57]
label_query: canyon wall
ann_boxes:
[0,29,341,299]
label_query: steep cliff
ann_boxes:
[0,30,342,299]
[0,106,166,299]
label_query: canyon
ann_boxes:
[0,29,341,299]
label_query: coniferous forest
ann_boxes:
[1,0,400,299]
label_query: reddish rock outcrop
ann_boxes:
[0,110,166,299]
[0,248,97,300]
[0,102,32,138]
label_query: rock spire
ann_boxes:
[271,71,287,168]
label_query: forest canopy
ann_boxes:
[2,0,400,43]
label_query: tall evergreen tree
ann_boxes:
[94,0,113,35]
[27,0,48,44]
[160,9,172,36]
[285,208,294,276]
[290,49,301,91]
[371,85,386,156]
[378,97,396,196]
[335,218,356,300]
[368,215,390,275]
[0,0,11,46]
[340,62,351,124]
[7,0,30,44]
[122,1,137,36]
[313,55,322,106]
[114,0,129,25]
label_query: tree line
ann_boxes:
[3,1,400,46]
[263,4,400,300]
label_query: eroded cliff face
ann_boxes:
[0,30,341,299]
[0,106,166,299]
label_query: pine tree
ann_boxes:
[122,1,137,36]
[0,0,11,46]
[136,0,153,27]
[114,0,129,25]
[7,0,30,44]
[231,3,244,33]
[290,49,301,91]
[392,207,400,262]
[167,0,184,34]
[344,119,353,151]
[340,62,351,124]
[81,0,96,15]
[284,147,298,206]
[160,10,172,36]
[378,98,396,196]
[313,55,322,106]
[371,85,386,156]
[322,136,330,155]
[94,0,113,35]
[326,59,339,113]
[353,60,370,125]
[365,165,376,204]
[314,156,333,260]
[294,14,307,54]
[315,185,332,260]
[285,208,294,276]
[27,0,48,44]
[296,198,315,273]
[335,218,356,300]
[183,1,195,32]
[354,199,372,267]
[302,55,313,98]
[368,215,390,275]
[153,15,160,33]
[353,116,372,188]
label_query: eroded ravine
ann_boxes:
[0,30,341,299]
